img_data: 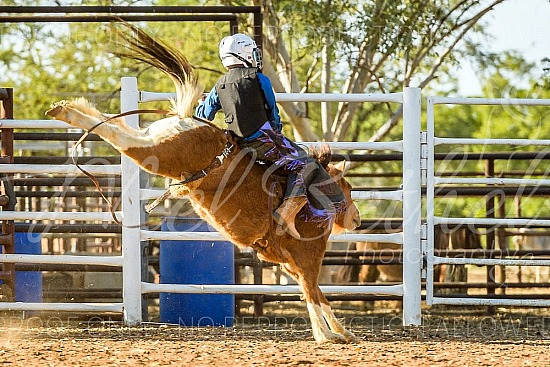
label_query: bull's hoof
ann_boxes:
[314,331,348,344]
[342,330,360,343]
[45,100,71,117]
[315,329,360,344]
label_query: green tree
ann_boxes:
[0,0,230,122]
[216,0,506,142]
[3,0,507,140]
[431,52,550,219]
[1,2,126,119]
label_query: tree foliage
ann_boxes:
[1,0,548,219]
[227,0,506,142]
[432,52,550,220]
[1,0,509,136]
[0,0,227,120]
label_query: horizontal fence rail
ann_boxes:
[140,230,404,244]
[142,283,404,296]
[0,164,120,175]
[433,217,550,227]
[433,257,550,267]
[430,96,550,106]
[0,302,123,312]
[0,254,122,266]
[0,86,544,324]
[0,211,121,221]
[140,91,404,104]
[352,190,403,201]
[434,177,550,186]
[0,119,74,129]
[434,137,550,146]
[299,141,404,151]
[430,298,550,307]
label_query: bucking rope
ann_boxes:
[71,110,234,228]
[71,108,170,227]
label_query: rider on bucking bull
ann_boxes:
[195,33,346,238]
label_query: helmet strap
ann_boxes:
[226,52,253,68]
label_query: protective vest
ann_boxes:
[215,68,270,138]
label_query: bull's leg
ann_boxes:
[47,100,118,131]
[318,289,359,343]
[282,263,346,344]
[307,301,344,343]
[303,283,347,343]
[46,100,142,150]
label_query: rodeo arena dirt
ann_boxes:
[2,7,550,367]
[0,307,549,367]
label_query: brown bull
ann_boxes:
[46,24,361,343]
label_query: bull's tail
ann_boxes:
[112,22,203,118]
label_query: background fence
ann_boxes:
[1,83,549,324]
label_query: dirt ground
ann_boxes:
[1,305,549,367]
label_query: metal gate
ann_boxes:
[424,96,550,307]
[122,78,423,326]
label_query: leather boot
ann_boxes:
[273,196,307,238]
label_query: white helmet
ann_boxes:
[219,33,262,69]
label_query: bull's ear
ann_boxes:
[333,160,350,174]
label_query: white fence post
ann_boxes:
[402,87,422,325]
[120,77,143,325]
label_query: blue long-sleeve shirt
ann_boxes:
[196,71,282,133]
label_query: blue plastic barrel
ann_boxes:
[159,217,234,326]
[14,232,42,302]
